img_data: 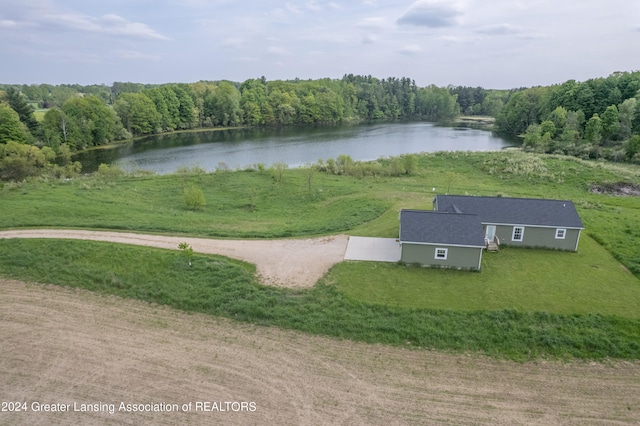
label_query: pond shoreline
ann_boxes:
[75,120,511,174]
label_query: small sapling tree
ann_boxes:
[444,171,459,194]
[178,242,194,267]
[304,163,315,192]
[271,162,288,183]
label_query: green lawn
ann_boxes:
[332,235,640,318]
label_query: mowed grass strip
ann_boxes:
[1,238,639,361]
[331,235,640,318]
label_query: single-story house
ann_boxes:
[399,210,485,270]
[399,195,584,270]
[434,195,584,251]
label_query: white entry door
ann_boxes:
[485,225,496,243]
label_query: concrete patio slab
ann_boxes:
[344,237,401,262]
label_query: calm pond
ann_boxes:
[76,122,511,174]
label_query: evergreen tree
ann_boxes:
[0,102,30,144]
[5,87,39,134]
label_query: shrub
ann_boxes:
[401,154,417,175]
[0,141,68,181]
[389,157,405,176]
[96,163,125,179]
[182,184,206,210]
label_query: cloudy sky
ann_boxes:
[1,0,638,88]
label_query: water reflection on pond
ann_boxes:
[76,122,510,175]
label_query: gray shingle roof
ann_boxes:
[434,195,584,228]
[400,210,485,247]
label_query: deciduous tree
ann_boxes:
[617,98,637,140]
[41,108,69,148]
[62,96,123,148]
[601,105,620,142]
[584,114,603,143]
[114,93,160,136]
[626,135,640,161]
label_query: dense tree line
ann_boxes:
[493,71,640,162]
[2,75,460,142]
[447,86,514,117]
[0,76,460,180]
[3,71,640,182]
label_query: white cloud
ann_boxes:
[399,44,422,55]
[397,0,463,28]
[178,0,232,7]
[515,32,550,40]
[40,48,102,63]
[232,56,259,62]
[0,20,19,28]
[267,46,292,56]
[362,34,378,44]
[43,13,169,40]
[436,35,459,43]
[357,17,387,29]
[113,50,161,60]
[475,23,520,35]
[306,1,322,12]
[301,30,355,44]
[220,37,245,48]
[2,0,638,89]
[285,3,303,14]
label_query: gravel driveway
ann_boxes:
[0,230,349,288]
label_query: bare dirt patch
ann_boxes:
[589,182,640,196]
[0,230,349,288]
[1,280,639,425]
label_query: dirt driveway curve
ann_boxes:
[0,230,349,288]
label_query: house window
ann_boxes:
[555,228,566,239]
[435,248,448,260]
[512,226,524,242]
